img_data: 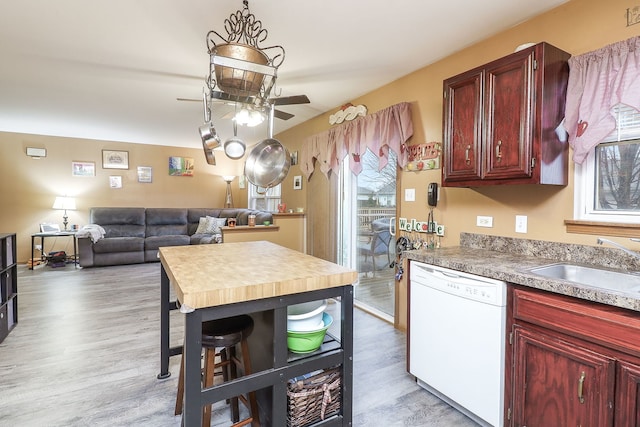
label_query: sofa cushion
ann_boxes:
[90,207,146,238]
[145,235,190,251]
[145,208,188,237]
[146,208,188,225]
[92,237,145,254]
[190,233,223,244]
[91,207,145,226]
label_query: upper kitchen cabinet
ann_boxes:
[442,42,570,187]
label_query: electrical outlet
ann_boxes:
[436,225,445,236]
[515,215,528,233]
[476,216,493,228]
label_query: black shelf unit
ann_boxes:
[0,233,17,342]
[160,272,354,427]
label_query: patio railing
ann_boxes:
[358,207,395,230]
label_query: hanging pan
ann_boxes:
[244,104,291,191]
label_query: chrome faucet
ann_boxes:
[596,237,640,260]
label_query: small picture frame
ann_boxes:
[137,166,152,183]
[293,175,302,190]
[291,151,299,166]
[72,161,95,177]
[40,223,61,233]
[169,156,194,176]
[102,150,129,169]
[109,175,123,189]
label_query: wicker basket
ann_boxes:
[287,367,342,427]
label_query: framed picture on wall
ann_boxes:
[137,166,152,183]
[72,161,95,177]
[109,175,122,188]
[102,150,129,169]
[169,156,194,176]
[40,223,61,233]
[293,175,302,190]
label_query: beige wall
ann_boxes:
[273,0,638,329]
[0,132,249,262]
[278,0,637,249]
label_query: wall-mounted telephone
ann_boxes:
[427,182,438,207]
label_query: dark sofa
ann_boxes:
[77,207,272,267]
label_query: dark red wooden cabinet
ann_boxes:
[442,42,570,187]
[508,286,640,426]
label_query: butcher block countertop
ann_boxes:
[159,240,358,310]
[405,233,640,312]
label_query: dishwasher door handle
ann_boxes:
[414,267,490,287]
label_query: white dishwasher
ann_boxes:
[409,261,507,427]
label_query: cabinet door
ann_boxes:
[615,361,640,426]
[512,325,615,427]
[442,69,483,182]
[483,50,535,180]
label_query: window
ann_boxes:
[575,104,640,223]
[248,183,281,212]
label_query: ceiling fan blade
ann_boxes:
[270,95,310,106]
[273,109,294,120]
[177,97,200,102]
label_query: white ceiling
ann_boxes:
[0,0,567,149]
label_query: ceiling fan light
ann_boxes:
[248,110,265,127]
[224,137,246,159]
[234,108,265,127]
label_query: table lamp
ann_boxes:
[52,196,76,231]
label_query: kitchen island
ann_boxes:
[158,241,357,426]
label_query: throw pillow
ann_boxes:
[195,217,220,234]
[194,217,209,234]
[207,216,227,227]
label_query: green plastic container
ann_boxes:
[287,312,333,354]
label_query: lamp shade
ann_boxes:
[52,196,76,210]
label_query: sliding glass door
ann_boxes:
[338,149,397,321]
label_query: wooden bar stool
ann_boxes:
[175,315,260,427]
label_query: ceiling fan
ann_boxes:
[177,91,310,121]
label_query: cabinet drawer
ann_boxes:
[513,287,640,357]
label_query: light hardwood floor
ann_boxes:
[0,262,478,427]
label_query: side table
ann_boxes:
[31,231,78,270]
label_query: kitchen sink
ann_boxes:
[527,263,640,292]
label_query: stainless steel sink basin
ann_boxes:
[527,263,640,292]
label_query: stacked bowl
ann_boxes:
[287,299,333,354]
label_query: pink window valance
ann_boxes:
[300,102,413,179]
[565,36,640,164]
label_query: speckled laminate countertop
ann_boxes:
[404,232,640,312]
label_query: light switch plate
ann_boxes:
[405,188,416,202]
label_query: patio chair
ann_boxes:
[358,217,393,273]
